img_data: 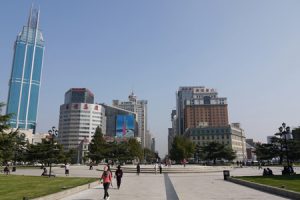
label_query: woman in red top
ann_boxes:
[101,165,112,200]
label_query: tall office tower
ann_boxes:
[112,92,148,148]
[151,137,155,152]
[145,130,152,149]
[168,110,177,154]
[6,8,45,130]
[176,86,228,134]
[178,86,246,161]
[58,88,106,155]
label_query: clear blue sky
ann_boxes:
[1,0,300,156]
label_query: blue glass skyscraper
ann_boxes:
[6,8,44,130]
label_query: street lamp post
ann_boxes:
[275,123,291,167]
[48,126,58,177]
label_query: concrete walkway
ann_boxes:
[60,167,296,200]
[10,165,299,199]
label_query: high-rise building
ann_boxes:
[112,92,148,148]
[58,88,106,157]
[145,130,152,149]
[151,137,156,152]
[6,7,45,130]
[174,86,246,161]
[168,110,177,154]
[176,87,228,134]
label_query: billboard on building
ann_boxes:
[116,114,135,138]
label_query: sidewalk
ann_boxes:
[11,165,298,199]
[61,169,290,200]
[61,173,166,200]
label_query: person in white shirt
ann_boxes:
[65,163,70,176]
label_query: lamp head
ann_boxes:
[275,132,281,136]
[282,123,286,128]
[54,130,59,137]
[286,126,290,133]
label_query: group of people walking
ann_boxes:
[136,163,163,175]
[101,162,164,199]
[100,164,123,200]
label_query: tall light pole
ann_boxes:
[48,126,58,177]
[275,123,291,167]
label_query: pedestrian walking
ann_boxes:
[101,165,112,200]
[136,163,140,175]
[154,163,158,174]
[159,163,162,174]
[89,162,93,170]
[65,163,70,176]
[115,165,123,189]
[258,162,262,170]
[107,164,113,187]
[4,165,10,175]
[183,158,187,167]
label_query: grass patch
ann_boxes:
[0,174,98,200]
[236,175,300,193]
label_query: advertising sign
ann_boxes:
[116,114,135,138]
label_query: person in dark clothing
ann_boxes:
[136,163,140,175]
[41,167,47,176]
[159,163,162,174]
[115,165,123,189]
[263,168,268,176]
[267,168,273,175]
[4,165,10,175]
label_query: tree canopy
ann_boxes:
[201,142,236,164]
[88,126,106,163]
[169,136,195,162]
[255,129,300,165]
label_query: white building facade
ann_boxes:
[58,103,106,151]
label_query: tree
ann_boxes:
[0,103,12,132]
[12,132,27,165]
[127,138,143,161]
[26,138,65,166]
[288,140,300,162]
[88,126,106,163]
[0,103,21,164]
[255,130,300,165]
[201,142,236,164]
[292,127,300,141]
[144,148,156,163]
[169,136,195,162]
[255,142,281,162]
[0,130,18,164]
[194,143,205,163]
[60,149,76,164]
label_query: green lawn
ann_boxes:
[236,175,300,193]
[0,174,98,200]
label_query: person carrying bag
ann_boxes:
[101,165,112,200]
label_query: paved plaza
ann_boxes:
[12,165,299,200]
